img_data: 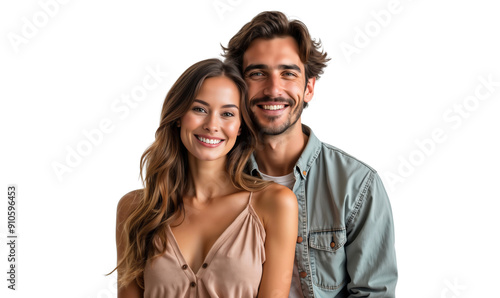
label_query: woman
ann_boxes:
[113,59,298,297]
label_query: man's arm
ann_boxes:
[345,172,398,297]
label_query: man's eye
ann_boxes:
[249,72,264,77]
[283,72,297,77]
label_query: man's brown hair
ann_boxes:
[222,11,330,83]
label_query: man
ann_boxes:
[223,11,397,297]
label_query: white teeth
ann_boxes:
[197,136,222,145]
[262,104,285,110]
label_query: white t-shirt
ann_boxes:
[260,172,304,298]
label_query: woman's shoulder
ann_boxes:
[252,184,297,224]
[117,189,144,221]
[255,183,295,203]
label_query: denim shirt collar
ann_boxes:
[248,124,323,180]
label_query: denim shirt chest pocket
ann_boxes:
[308,229,347,290]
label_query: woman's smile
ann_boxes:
[195,135,224,147]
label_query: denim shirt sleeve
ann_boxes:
[345,172,398,297]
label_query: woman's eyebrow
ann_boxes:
[194,99,239,109]
[193,99,209,106]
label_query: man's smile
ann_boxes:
[260,104,286,110]
[251,97,294,115]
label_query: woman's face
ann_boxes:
[179,76,242,162]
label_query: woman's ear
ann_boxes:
[238,126,242,136]
[176,120,181,127]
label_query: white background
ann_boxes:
[1,0,499,297]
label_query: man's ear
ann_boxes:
[304,77,316,104]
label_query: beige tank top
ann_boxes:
[144,192,266,297]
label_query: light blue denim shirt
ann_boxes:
[249,125,397,297]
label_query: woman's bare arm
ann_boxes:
[257,185,298,298]
[116,191,144,298]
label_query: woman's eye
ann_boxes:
[193,107,206,113]
[222,112,235,117]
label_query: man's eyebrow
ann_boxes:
[243,64,301,74]
[243,64,268,74]
[278,64,301,73]
[193,99,239,109]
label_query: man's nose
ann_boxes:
[263,73,283,98]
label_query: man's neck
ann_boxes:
[254,122,308,176]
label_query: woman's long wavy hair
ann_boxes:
[113,58,269,289]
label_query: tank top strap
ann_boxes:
[247,191,253,206]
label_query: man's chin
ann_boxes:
[257,123,291,136]
[255,114,301,136]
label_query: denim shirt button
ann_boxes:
[330,241,335,248]
[297,236,303,243]
[299,271,307,278]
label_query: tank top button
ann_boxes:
[190,282,196,287]
[181,264,188,270]
[202,263,208,268]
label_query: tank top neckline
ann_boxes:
[166,191,261,277]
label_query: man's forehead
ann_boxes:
[242,36,303,69]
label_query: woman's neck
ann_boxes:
[186,155,237,203]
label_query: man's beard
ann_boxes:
[250,96,303,136]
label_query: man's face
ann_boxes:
[242,36,315,135]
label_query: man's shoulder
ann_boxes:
[302,125,376,177]
[317,140,377,175]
